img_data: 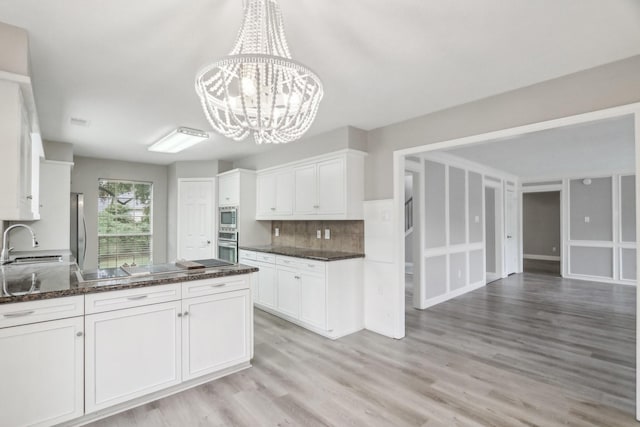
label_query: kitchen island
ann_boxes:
[239,246,364,340]
[0,259,257,427]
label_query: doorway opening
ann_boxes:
[522,191,561,277]
[404,164,422,310]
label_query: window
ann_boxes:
[98,179,153,268]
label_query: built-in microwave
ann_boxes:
[219,206,238,230]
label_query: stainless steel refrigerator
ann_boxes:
[70,193,86,269]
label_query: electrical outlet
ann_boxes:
[316,230,321,239]
[324,229,331,239]
[274,227,279,237]
[552,246,557,252]
[584,216,590,223]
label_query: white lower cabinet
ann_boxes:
[85,300,182,413]
[299,273,327,329]
[182,289,252,381]
[276,267,301,318]
[0,316,84,427]
[245,251,363,339]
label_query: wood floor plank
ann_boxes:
[88,273,637,426]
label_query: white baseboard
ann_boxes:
[523,254,560,261]
[565,273,636,287]
[405,262,413,274]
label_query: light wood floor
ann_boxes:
[90,273,636,427]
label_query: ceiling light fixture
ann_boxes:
[148,127,209,153]
[195,0,324,145]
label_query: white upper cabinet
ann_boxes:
[218,171,240,207]
[293,164,317,215]
[0,80,42,220]
[257,168,293,217]
[316,158,345,215]
[256,150,365,220]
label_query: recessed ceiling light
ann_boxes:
[69,117,91,127]
[148,127,209,153]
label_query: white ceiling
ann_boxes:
[1,0,639,165]
[445,115,635,179]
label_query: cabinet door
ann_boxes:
[317,158,345,215]
[256,173,276,216]
[276,267,300,318]
[85,301,182,412]
[293,164,317,215]
[257,263,277,308]
[19,102,33,218]
[182,290,252,381]
[0,317,84,427]
[300,273,327,329]
[219,173,239,206]
[275,169,293,215]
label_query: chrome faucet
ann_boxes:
[1,224,39,265]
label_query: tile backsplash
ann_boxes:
[271,220,364,253]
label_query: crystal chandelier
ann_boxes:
[195,0,324,145]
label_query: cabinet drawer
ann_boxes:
[239,250,257,261]
[255,252,276,264]
[182,276,250,299]
[276,256,326,275]
[276,256,301,269]
[298,260,326,274]
[85,284,181,314]
[0,296,84,328]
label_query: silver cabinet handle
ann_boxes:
[313,205,319,208]
[183,311,189,316]
[76,332,83,337]
[271,207,276,210]
[294,276,301,279]
[26,195,33,200]
[308,264,315,268]
[211,283,227,288]
[178,313,183,317]
[127,295,148,301]
[4,310,35,318]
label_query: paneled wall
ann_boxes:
[566,174,636,284]
[421,157,507,307]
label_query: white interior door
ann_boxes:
[505,189,518,275]
[179,180,215,260]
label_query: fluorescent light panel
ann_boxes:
[148,127,209,153]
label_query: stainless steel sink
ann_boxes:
[10,255,64,265]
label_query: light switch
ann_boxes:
[584,216,590,223]
[316,229,321,239]
[275,227,280,237]
[324,229,331,239]
[552,246,557,252]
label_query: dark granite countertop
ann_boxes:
[239,245,365,261]
[0,261,257,305]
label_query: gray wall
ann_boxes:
[71,156,169,270]
[425,160,446,248]
[567,174,636,281]
[42,140,73,162]
[424,159,485,301]
[233,126,367,171]
[523,191,560,257]
[485,188,496,273]
[404,174,413,265]
[570,178,612,241]
[364,55,640,200]
[621,175,636,242]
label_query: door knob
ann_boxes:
[207,240,211,244]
